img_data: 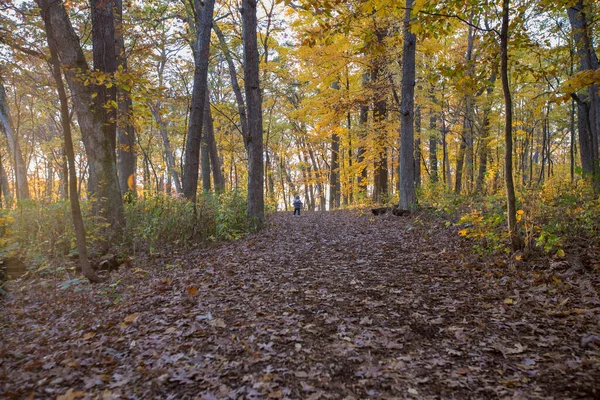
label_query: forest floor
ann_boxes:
[1,210,600,399]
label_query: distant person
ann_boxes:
[293,195,303,216]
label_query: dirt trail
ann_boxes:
[1,210,599,399]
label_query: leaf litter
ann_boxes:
[1,210,599,399]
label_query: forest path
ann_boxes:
[1,210,599,399]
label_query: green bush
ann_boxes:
[1,192,251,270]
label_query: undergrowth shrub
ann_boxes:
[1,192,250,271]
[124,192,248,251]
[421,177,600,257]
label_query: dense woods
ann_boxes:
[0,0,597,275]
[1,1,600,398]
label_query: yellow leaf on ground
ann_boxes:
[82,332,95,340]
[186,286,199,296]
[57,388,87,400]
[123,313,139,324]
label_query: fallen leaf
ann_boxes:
[123,313,139,324]
[82,332,95,340]
[187,286,199,296]
[208,318,226,328]
[57,389,87,400]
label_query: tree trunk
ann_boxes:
[329,80,341,209]
[0,82,29,200]
[205,102,225,192]
[182,0,215,201]
[150,106,182,194]
[372,27,389,204]
[429,102,438,183]
[46,15,100,283]
[476,68,497,193]
[500,0,521,251]
[568,1,600,188]
[37,0,123,240]
[0,152,12,204]
[91,0,118,171]
[399,0,416,210]
[357,72,369,193]
[201,92,212,192]
[414,105,422,188]
[571,97,576,183]
[242,0,265,229]
[115,0,136,197]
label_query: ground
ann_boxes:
[1,210,599,399]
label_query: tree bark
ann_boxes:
[429,104,438,183]
[414,105,422,188]
[500,0,521,251]
[372,27,389,204]
[182,0,215,201]
[241,0,265,229]
[46,14,100,283]
[0,81,29,200]
[91,0,118,162]
[201,92,212,192]
[568,1,599,188]
[0,152,12,204]
[115,0,137,197]
[150,106,182,194]
[399,0,416,210]
[476,68,497,193]
[329,80,341,209]
[36,0,123,240]
[357,72,369,193]
[205,102,225,192]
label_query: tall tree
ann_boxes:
[372,26,388,203]
[91,0,118,190]
[567,1,599,187]
[36,0,124,240]
[399,0,417,210]
[242,0,265,229]
[329,80,341,209]
[182,0,215,201]
[0,81,29,200]
[500,0,521,250]
[115,0,137,197]
[46,17,100,283]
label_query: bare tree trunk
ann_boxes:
[571,98,576,183]
[0,82,29,200]
[372,28,388,204]
[214,22,249,140]
[201,92,212,192]
[399,0,416,210]
[182,0,215,201]
[0,152,12,205]
[46,15,100,283]
[205,102,225,192]
[500,0,521,251]
[242,0,265,229]
[357,72,369,194]
[115,0,136,197]
[91,0,118,174]
[329,80,341,209]
[568,1,600,189]
[476,68,497,193]
[150,106,182,194]
[37,0,123,240]
[414,105,422,188]
[429,93,438,183]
